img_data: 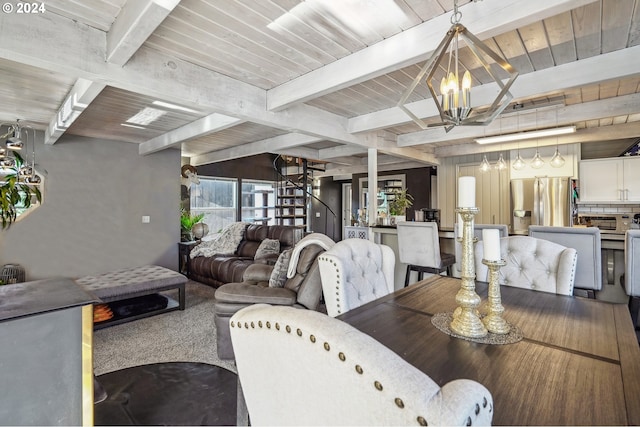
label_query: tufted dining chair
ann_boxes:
[318,238,395,317]
[475,235,578,296]
[396,221,455,287]
[624,230,640,330]
[528,225,602,298]
[230,304,494,426]
[453,224,509,278]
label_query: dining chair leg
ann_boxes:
[404,265,412,287]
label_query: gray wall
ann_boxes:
[0,133,181,280]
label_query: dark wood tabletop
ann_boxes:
[338,276,640,426]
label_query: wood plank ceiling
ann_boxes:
[0,0,639,176]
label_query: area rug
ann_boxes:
[94,362,237,426]
[93,280,236,375]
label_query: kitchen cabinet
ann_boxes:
[579,157,640,202]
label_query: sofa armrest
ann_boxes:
[215,282,297,306]
[243,264,274,282]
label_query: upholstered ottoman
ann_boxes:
[76,265,187,329]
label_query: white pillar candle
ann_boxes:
[458,176,476,208]
[483,229,501,261]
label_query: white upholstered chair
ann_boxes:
[454,224,509,277]
[318,238,395,317]
[230,304,494,426]
[528,225,602,297]
[475,235,578,296]
[396,221,455,287]
[624,230,640,330]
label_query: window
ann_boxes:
[191,177,237,233]
[241,179,276,225]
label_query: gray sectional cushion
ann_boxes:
[254,238,280,260]
[269,249,292,288]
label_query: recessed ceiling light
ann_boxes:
[121,123,147,129]
[126,107,166,126]
[152,100,199,114]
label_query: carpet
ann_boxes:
[93,280,236,375]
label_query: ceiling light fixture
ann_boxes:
[397,0,518,132]
[475,125,576,144]
[550,107,566,168]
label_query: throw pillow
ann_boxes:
[269,248,293,288]
[254,238,280,260]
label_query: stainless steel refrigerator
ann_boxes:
[510,177,574,234]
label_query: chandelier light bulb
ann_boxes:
[495,153,507,170]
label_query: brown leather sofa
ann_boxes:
[188,224,304,288]
[213,233,334,360]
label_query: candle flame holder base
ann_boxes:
[481,258,510,335]
[450,207,487,338]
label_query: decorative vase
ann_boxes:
[192,222,209,240]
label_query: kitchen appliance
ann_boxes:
[632,213,640,230]
[420,208,441,226]
[510,177,574,235]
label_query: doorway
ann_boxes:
[342,183,352,240]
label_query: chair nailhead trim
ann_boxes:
[395,398,404,408]
[324,342,330,351]
[297,328,302,336]
[374,381,383,391]
[310,335,316,343]
[286,325,291,333]
[355,365,363,374]
[417,416,427,426]
[338,352,346,361]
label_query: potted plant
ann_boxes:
[388,188,414,224]
[180,208,205,242]
[1,152,42,230]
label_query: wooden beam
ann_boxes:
[434,121,640,157]
[191,133,323,165]
[0,12,363,147]
[44,79,105,145]
[399,91,640,147]
[316,161,430,178]
[139,113,244,155]
[267,0,598,111]
[351,44,640,135]
[107,0,180,66]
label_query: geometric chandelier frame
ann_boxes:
[397,2,518,132]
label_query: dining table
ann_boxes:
[337,275,640,426]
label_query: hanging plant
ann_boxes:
[0,151,42,229]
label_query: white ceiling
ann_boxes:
[1,0,640,177]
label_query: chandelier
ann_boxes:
[397,0,518,132]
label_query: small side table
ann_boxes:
[178,241,198,277]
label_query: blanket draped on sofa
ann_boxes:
[190,222,249,259]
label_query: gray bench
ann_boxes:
[75,265,187,329]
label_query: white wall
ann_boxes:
[0,133,181,280]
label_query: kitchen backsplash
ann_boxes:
[577,203,640,215]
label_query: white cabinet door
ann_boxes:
[579,158,624,202]
[623,157,640,201]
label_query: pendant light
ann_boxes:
[495,153,507,170]
[530,110,544,169]
[397,0,518,131]
[531,147,545,169]
[479,155,491,172]
[512,112,525,170]
[550,107,565,168]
